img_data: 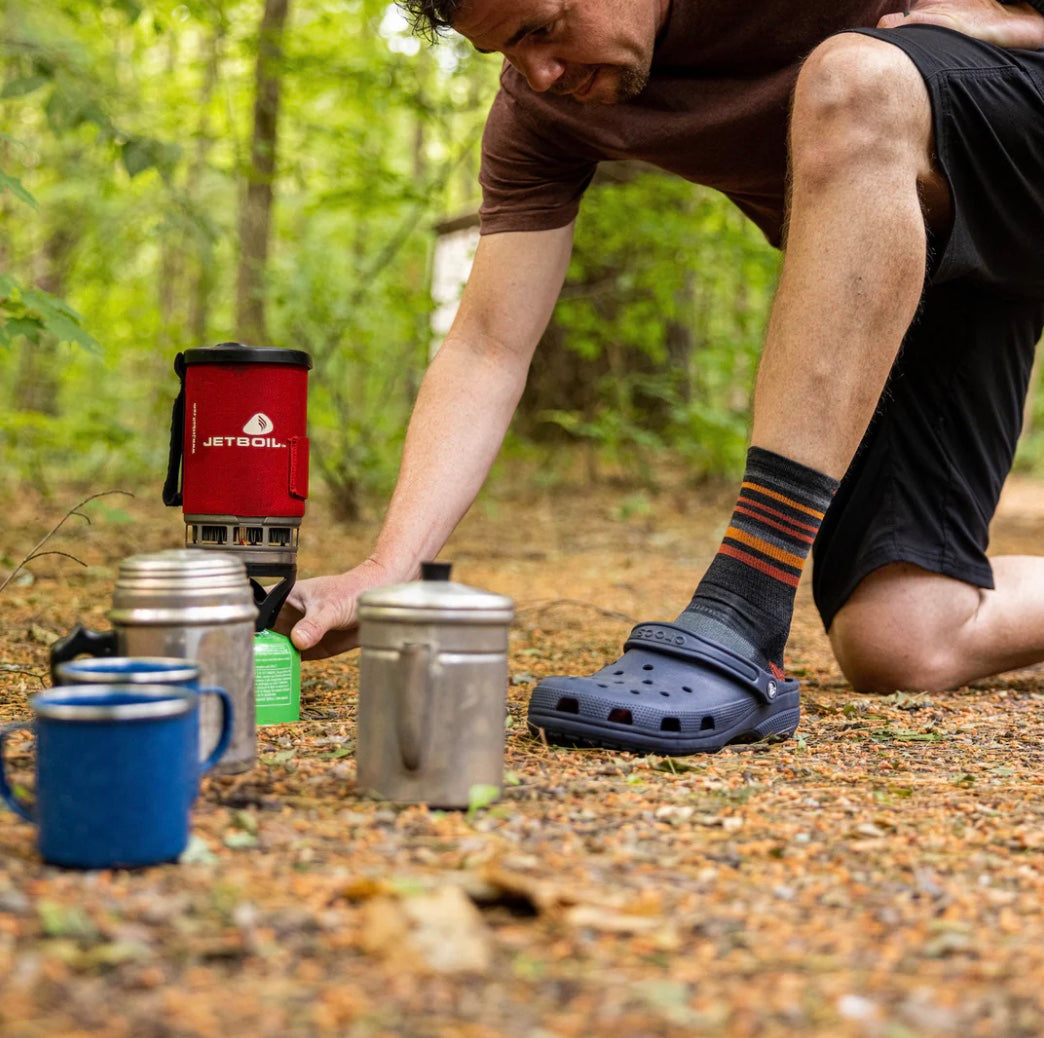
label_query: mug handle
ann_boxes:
[49,625,118,682]
[396,643,434,772]
[197,686,234,774]
[0,722,35,822]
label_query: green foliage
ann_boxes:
[0,0,501,503]
[268,204,430,518]
[0,400,134,500]
[0,274,100,352]
[0,168,37,207]
[533,173,780,481]
[1,0,1041,511]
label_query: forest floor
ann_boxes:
[0,467,1042,1037]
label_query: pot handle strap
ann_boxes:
[162,351,187,507]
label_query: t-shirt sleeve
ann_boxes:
[478,76,600,236]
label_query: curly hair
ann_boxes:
[398,0,464,41]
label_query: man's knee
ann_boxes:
[827,563,980,693]
[791,34,934,185]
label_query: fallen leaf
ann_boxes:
[361,887,492,975]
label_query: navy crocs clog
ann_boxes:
[527,622,800,755]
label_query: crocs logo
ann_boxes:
[633,626,685,647]
[766,680,777,700]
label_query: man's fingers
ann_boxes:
[271,602,301,638]
[288,591,359,654]
[289,616,323,651]
[299,628,360,661]
[290,603,348,650]
[276,566,388,658]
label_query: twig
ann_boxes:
[0,664,46,689]
[515,599,635,623]
[0,490,133,595]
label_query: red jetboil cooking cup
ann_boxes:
[163,342,312,629]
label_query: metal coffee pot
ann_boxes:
[49,549,258,774]
[356,563,514,808]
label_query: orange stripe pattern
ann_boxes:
[684,448,838,667]
[717,477,828,590]
[740,481,826,521]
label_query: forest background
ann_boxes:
[2,0,1043,518]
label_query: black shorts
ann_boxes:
[812,24,1044,630]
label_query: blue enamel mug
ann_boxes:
[52,657,227,775]
[0,683,232,869]
[53,656,203,688]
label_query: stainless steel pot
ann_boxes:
[50,549,258,774]
[356,563,514,808]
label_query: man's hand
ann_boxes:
[275,558,397,660]
[879,0,1044,49]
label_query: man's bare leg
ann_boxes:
[750,32,948,478]
[750,34,1044,691]
[674,33,949,665]
[675,33,965,662]
[830,559,1044,691]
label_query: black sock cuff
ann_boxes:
[746,446,839,504]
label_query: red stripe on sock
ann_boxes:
[733,504,816,545]
[740,481,826,521]
[725,526,805,569]
[736,493,821,535]
[718,543,802,588]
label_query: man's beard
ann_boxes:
[614,64,650,102]
[553,63,650,104]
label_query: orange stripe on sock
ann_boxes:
[736,495,821,535]
[733,504,816,545]
[719,543,802,588]
[725,525,806,570]
[741,481,826,520]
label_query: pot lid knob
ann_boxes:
[420,561,452,581]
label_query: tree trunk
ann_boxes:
[235,0,290,346]
[188,22,227,344]
[156,30,182,354]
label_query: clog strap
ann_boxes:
[623,622,792,705]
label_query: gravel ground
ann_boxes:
[0,473,1041,1037]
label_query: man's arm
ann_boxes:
[878,0,1044,49]
[276,223,575,659]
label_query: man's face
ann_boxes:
[453,0,668,105]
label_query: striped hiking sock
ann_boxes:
[674,447,838,672]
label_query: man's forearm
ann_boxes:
[1003,0,1044,17]
[367,226,574,580]
[881,0,1044,48]
[369,334,530,578]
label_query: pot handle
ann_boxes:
[396,643,433,772]
[197,686,234,775]
[49,626,118,683]
[0,722,35,822]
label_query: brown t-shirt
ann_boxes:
[479,0,904,246]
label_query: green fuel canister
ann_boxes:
[254,629,300,724]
